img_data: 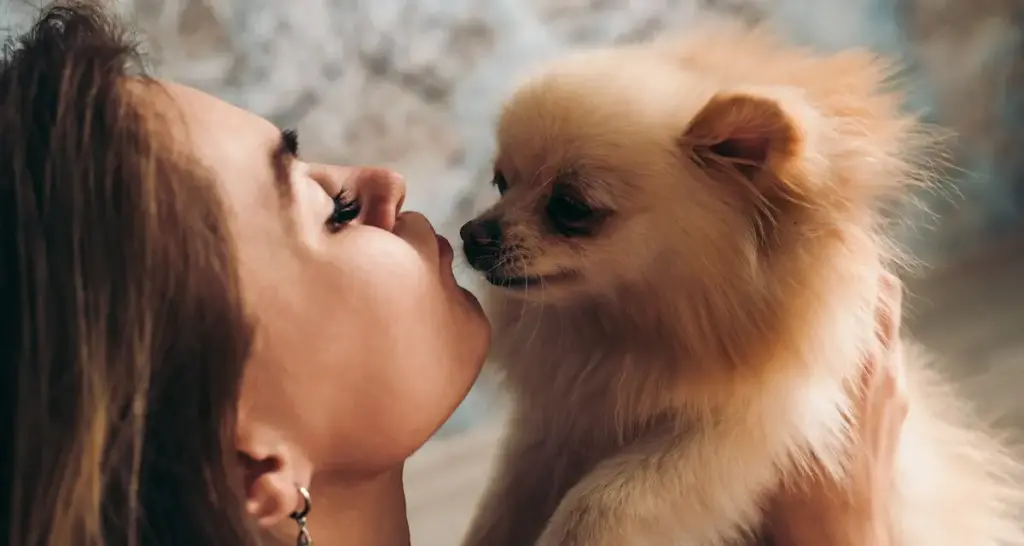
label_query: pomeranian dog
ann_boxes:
[457,23,1024,546]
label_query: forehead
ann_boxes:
[136,81,280,214]
[157,82,277,163]
[494,58,712,181]
[495,103,687,200]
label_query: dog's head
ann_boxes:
[461,29,929,306]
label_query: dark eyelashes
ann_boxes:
[326,189,361,232]
[280,128,355,232]
[282,128,299,156]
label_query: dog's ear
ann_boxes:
[681,87,820,195]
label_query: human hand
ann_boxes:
[767,271,909,546]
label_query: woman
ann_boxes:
[0,2,908,546]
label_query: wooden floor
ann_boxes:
[404,237,1024,546]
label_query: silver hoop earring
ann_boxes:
[290,485,313,546]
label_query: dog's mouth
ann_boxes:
[484,270,578,290]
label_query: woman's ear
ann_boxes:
[236,421,313,528]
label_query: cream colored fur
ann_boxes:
[459,23,1024,546]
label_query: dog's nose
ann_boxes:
[460,218,502,247]
[460,218,502,270]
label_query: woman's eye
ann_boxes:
[326,191,361,232]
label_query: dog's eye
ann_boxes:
[492,171,509,195]
[546,193,596,236]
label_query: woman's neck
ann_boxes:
[265,466,410,546]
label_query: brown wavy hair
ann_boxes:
[0,2,258,545]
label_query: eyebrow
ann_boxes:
[270,128,298,208]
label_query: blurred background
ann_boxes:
[4,0,1023,543]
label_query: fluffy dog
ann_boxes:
[458,23,1024,546]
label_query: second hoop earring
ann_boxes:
[290,485,313,546]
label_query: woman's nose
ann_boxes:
[352,167,406,231]
[312,165,406,231]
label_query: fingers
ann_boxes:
[876,271,902,353]
[853,271,908,440]
[880,345,909,428]
[762,272,911,531]
[859,272,904,392]
[875,271,908,423]
[855,272,910,465]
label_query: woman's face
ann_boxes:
[159,82,490,475]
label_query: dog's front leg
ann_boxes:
[462,413,584,546]
[535,424,785,546]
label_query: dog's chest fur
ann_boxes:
[485,294,863,546]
